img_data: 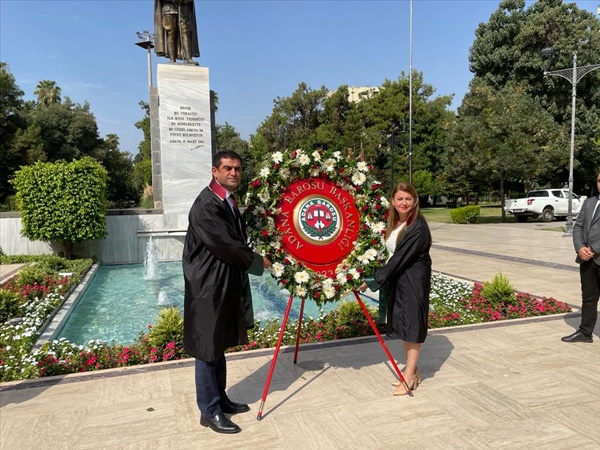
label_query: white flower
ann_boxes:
[299,154,311,166]
[365,248,378,260]
[333,151,342,160]
[312,151,321,161]
[336,272,347,283]
[323,285,336,299]
[271,262,285,277]
[255,206,266,216]
[357,161,368,171]
[322,277,334,287]
[295,286,307,298]
[258,191,270,203]
[323,158,336,172]
[294,271,310,284]
[259,167,270,178]
[357,254,371,265]
[280,168,291,179]
[370,222,386,234]
[272,152,283,164]
[351,172,367,185]
[348,268,361,280]
[380,197,389,208]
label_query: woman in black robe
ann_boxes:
[365,182,431,395]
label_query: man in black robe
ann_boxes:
[182,150,270,434]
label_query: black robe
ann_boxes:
[374,217,432,343]
[182,186,262,361]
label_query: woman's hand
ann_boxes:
[359,282,368,292]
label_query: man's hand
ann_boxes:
[262,257,272,269]
[359,282,368,293]
[577,246,595,261]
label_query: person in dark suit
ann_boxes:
[182,150,270,433]
[362,182,432,395]
[562,171,600,343]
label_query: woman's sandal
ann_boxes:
[392,370,421,395]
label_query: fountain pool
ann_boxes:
[57,261,376,345]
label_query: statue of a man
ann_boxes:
[154,0,200,65]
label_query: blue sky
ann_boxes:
[1,1,598,155]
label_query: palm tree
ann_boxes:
[34,80,61,108]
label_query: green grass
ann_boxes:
[422,204,516,224]
[422,204,566,229]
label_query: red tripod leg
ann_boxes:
[293,297,306,364]
[352,290,413,396]
[257,294,295,420]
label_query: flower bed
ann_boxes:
[0,263,572,382]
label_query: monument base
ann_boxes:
[156,64,213,215]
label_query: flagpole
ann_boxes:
[408,0,413,184]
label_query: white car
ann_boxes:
[504,189,586,222]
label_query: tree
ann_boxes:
[33,99,102,162]
[0,62,27,204]
[358,72,454,195]
[255,82,329,151]
[34,80,62,109]
[468,0,600,192]
[446,79,563,214]
[96,134,139,208]
[12,157,107,258]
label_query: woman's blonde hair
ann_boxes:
[384,182,424,242]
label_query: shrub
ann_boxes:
[146,307,184,353]
[12,265,48,287]
[480,273,517,307]
[335,300,376,327]
[0,290,22,322]
[450,205,480,224]
[11,157,108,258]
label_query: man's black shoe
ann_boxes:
[561,331,593,343]
[220,398,250,414]
[200,413,241,434]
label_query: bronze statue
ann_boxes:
[154,0,200,65]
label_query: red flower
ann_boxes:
[251,179,261,188]
[261,230,269,236]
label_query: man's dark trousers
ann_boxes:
[579,260,600,336]
[195,355,226,417]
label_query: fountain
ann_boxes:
[54,261,376,346]
[144,236,159,280]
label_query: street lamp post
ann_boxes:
[541,48,600,236]
[135,31,155,90]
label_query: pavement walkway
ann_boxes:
[1,222,598,449]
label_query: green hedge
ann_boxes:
[450,205,481,224]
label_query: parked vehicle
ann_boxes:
[504,189,587,222]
